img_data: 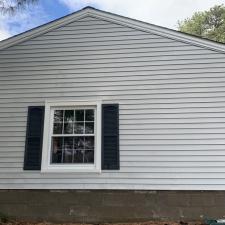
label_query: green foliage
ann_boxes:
[178,4,225,43]
[0,0,38,15]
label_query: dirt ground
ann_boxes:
[0,221,205,225]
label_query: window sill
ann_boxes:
[41,165,101,173]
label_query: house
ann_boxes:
[0,6,225,222]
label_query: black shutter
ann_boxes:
[102,104,119,170]
[24,106,45,170]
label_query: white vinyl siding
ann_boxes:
[0,15,225,189]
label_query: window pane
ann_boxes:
[84,150,94,163]
[85,122,94,134]
[75,110,84,121]
[74,122,84,134]
[74,137,84,149]
[64,137,73,150]
[51,137,63,163]
[53,123,63,134]
[63,149,73,163]
[64,122,73,134]
[85,109,94,121]
[84,136,94,150]
[51,107,96,165]
[73,150,84,163]
[52,150,62,163]
[64,110,74,123]
[52,137,63,150]
[54,110,63,123]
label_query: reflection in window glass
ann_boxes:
[73,150,84,163]
[74,136,84,149]
[74,122,84,134]
[85,109,94,121]
[64,137,73,150]
[53,123,63,134]
[63,149,73,163]
[54,110,63,122]
[64,110,74,122]
[85,122,94,134]
[84,136,94,150]
[75,110,84,121]
[51,108,95,164]
[64,122,73,134]
[51,137,63,163]
[84,150,94,163]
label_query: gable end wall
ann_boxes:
[0,16,225,189]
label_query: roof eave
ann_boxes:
[0,7,93,50]
[0,7,225,53]
[89,8,225,53]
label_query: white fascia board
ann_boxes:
[88,8,225,54]
[0,7,225,54]
[0,8,93,50]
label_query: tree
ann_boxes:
[178,4,225,43]
[0,0,37,15]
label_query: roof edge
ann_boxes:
[0,7,93,50]
[88,8,225,54]
[0,7,225,53]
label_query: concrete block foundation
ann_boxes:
[0,190,224,222]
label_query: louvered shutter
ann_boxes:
[102,104,120,170]
[24,106,45,170]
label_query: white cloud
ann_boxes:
[0,13,12,41]
[1,0,224,41]
[0,24,11,41]
[0,3,49,41]
[59,0,225,29]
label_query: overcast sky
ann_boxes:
[0,0,225,41]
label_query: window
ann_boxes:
[41,101,101,173]
[52,108,95,164]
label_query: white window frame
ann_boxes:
[41,100,102,173]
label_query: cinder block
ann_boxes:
[0,190,225,222]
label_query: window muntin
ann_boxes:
[51,108,95,164]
